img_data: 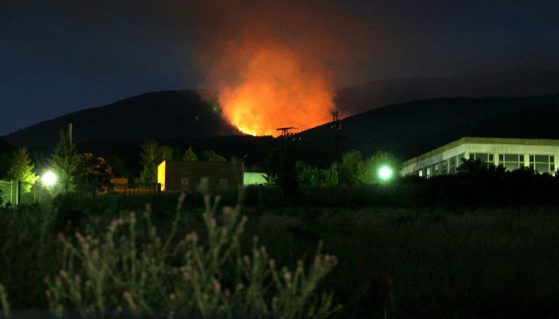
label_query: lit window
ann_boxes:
[498,154,524,171]
[471,153,496,168]
[449,157,457,174]
[472,153,488,162]
[440,160,448,174]
[529,155,555,173]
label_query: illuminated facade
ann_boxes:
[243,172,267,185]
[401,137,559,177]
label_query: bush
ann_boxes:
[46,194,339,318]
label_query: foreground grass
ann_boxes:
[0,194,338,318]
[1,194,559,318]
[248,206,559,319]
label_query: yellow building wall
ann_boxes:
[157,160,166,191]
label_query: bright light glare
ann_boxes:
[377,165,394,182]
[41,171,58,187]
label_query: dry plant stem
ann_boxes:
[0,283,10,318]
[45,190,339,318]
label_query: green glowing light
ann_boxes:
[377,165,394,182]
[41,171,58,187]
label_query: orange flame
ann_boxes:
[218,46,333,136]
[192,0,372,136]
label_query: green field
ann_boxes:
[1,192,559,318]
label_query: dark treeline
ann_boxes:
[248,156,559,208]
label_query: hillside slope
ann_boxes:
[335,68,559,116]
[6,68,559,149]
[300,94,559,162]
[4,90,240,148]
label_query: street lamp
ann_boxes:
[41,171,58,187]
[377,165,394,182]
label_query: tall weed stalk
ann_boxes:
[46,193,339,318]
[0,283,9,318]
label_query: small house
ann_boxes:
[157,160,243,192]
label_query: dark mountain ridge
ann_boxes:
[4,69,559,168]
[4,90,240,148]
[6,68,559,149]
[300,94,559,163]
[335,68,559,115]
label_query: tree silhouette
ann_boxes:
[0,140,11,178]
[139,139,160,185]
[265,143,299,198]
[159,145,176,161]
[295,162,332,186]
[48,130,80,193]
[339,150,363,185]
[78,153,114,194]
[457,158,506,180]
[7,146,38,192]
[199,150,226,162]
[182,147,198,161]
[107,156,128,178]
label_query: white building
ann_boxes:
[401,137,559,177]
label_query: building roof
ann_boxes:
[403,137,559,166]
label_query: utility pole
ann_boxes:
[68,122,73,145]
[331,111,342,186]
[275,126,299,200]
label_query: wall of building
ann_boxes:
[402,144,467,176]
[243,172,267,185]
[402,139,559,177]
[158,161,244,192]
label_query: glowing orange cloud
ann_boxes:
[190,0,372,136]
[218,45,333,136]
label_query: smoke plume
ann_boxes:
[189,0,372,136]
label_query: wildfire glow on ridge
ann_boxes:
[194,0,369,137]
[217,46,333,137]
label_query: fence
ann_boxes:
[0,180,19,206]
[110,182,161,195]
[0,179,162,205]
[0,180,42,206]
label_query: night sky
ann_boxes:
[1,0,558,135]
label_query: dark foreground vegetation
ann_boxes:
[2,129,559,318]
[1,181,559,318]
